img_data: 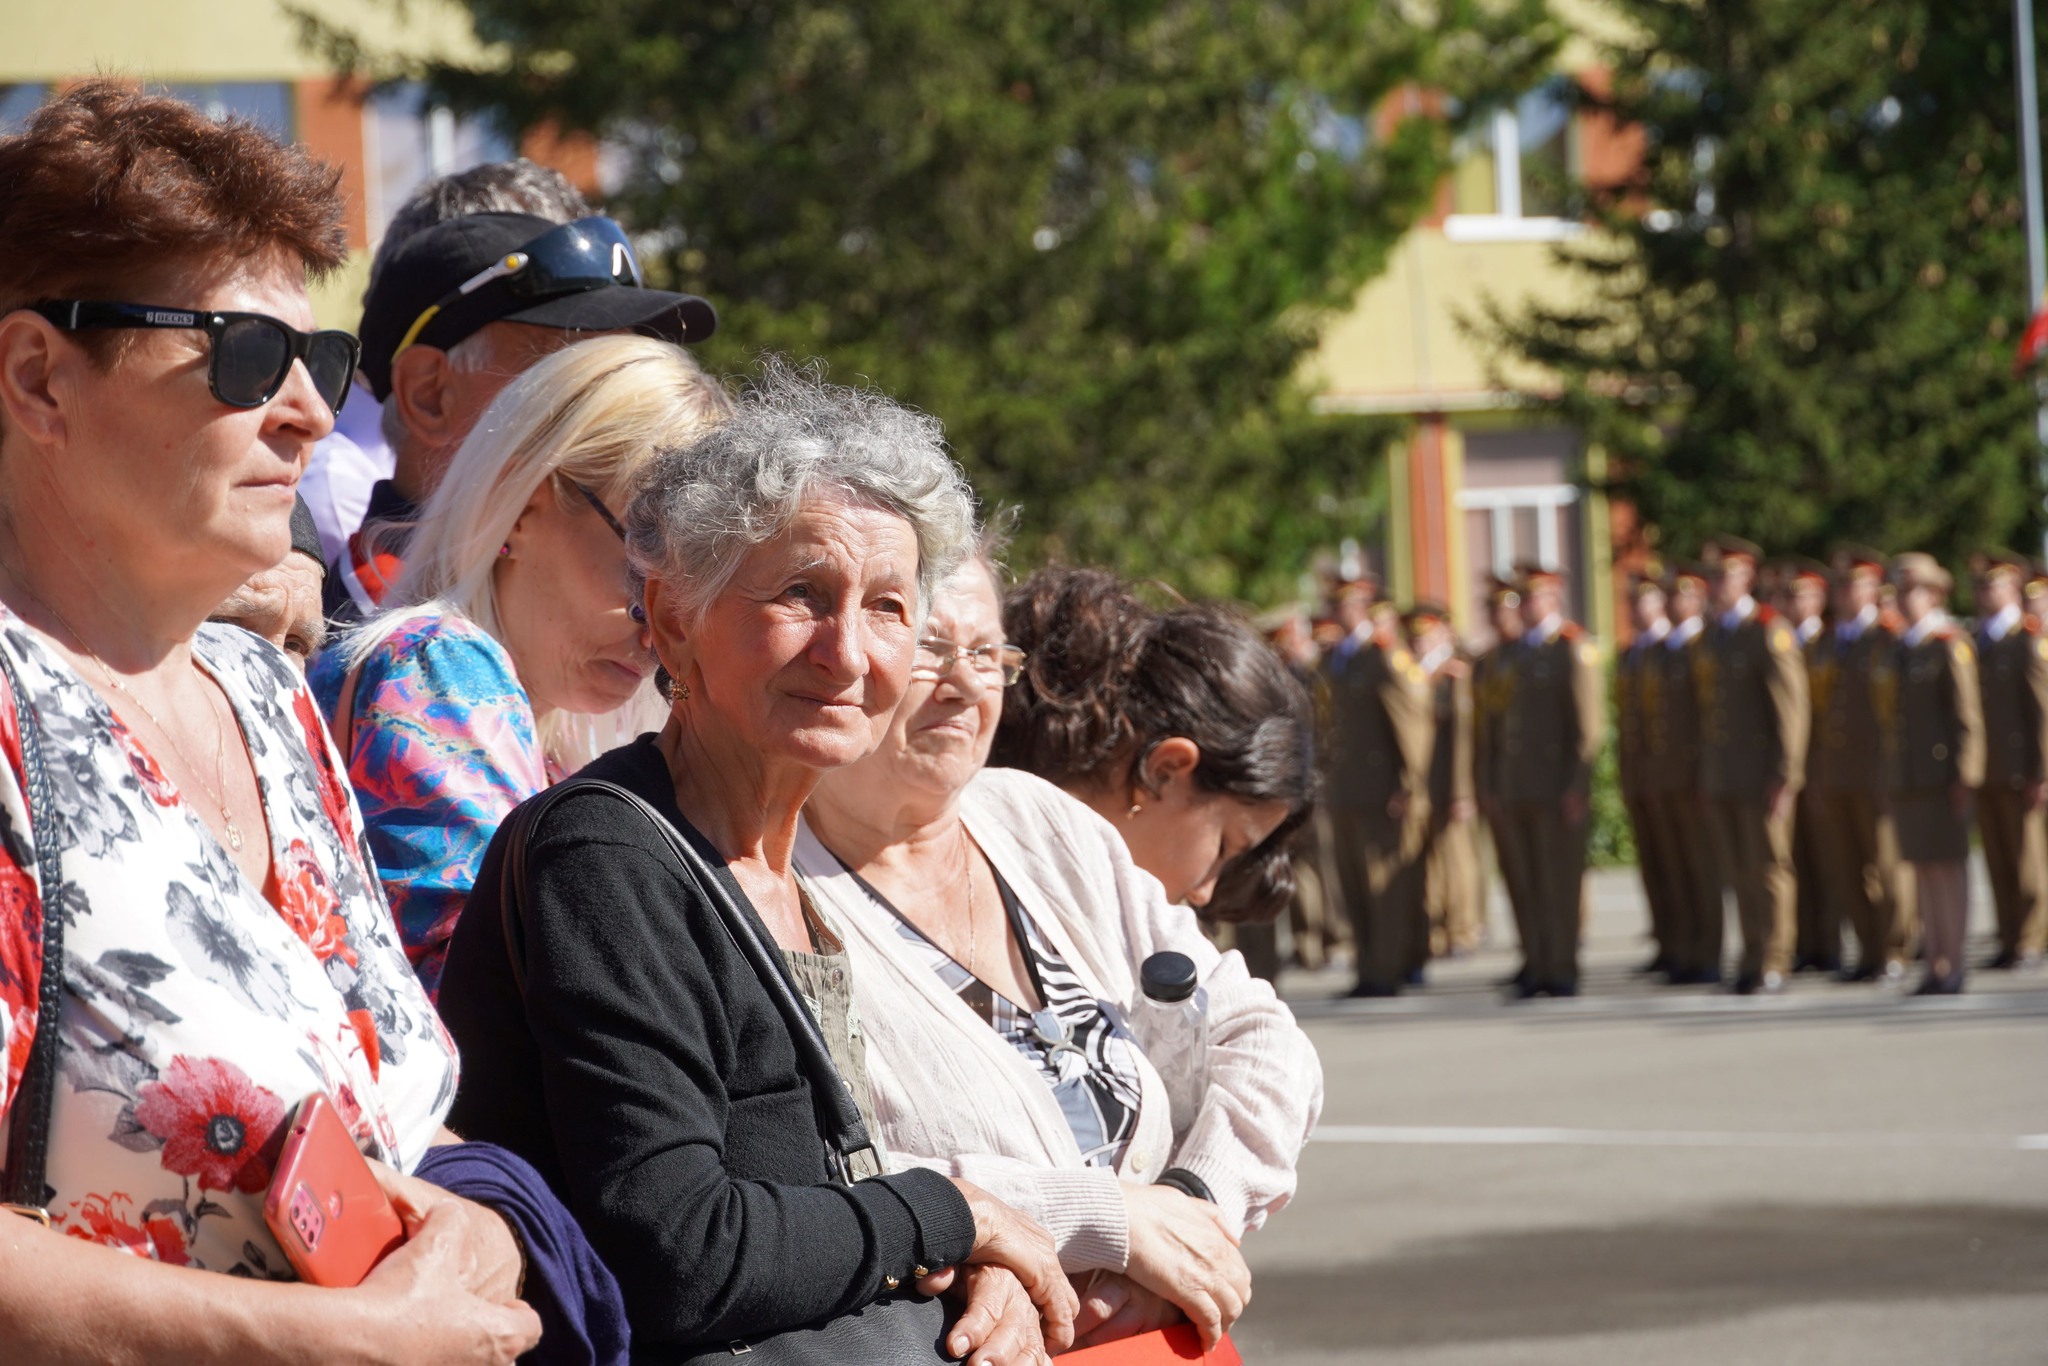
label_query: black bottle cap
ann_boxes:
[1140,951,1199,1003]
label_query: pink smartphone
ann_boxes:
[262,1093,406,1287]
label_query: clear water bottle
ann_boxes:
[1130,951,1210,1140]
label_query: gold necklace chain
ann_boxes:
[959,823,978,976]
[14,584,245,853]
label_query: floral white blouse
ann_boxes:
[0,606,457,1275]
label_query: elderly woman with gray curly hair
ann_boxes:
[433,361,1076,1365]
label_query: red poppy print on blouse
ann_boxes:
[272,841,358,969]
[133,1054,289,1194]
[61,1192,191,1265]
[111,718,180,808]
[295,687,359,853]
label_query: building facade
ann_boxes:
[0,0,589,330]
[1307,3,1643,645]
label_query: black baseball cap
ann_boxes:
[356,212,717,400]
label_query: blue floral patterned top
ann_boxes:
[311,609,557,999]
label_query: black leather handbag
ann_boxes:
[1,646,66,1225]
[497,778,956,1365]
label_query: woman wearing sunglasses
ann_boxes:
[0,83,537,1361]
[312,336,730,999]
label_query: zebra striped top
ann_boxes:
[878,870,1144,1169]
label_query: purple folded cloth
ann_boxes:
[416,1141,630,1366]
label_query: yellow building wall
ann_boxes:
[3,2,488,328]
[0,1,482,82]
[1308,231,1594,414]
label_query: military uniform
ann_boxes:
[1646,608,1722,981]
[1788,601,1835,971]
[1616,613,1676,970]
[1421,641,1481,960]
[1698,592,1809,987]
[1974,593,2048,965]
[1496,612,1605,994]
[1472,617,1529,976]
[1885,586,1985,992]
[1321,620,1435,994]
[1806,586,1907,977]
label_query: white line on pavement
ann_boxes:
[1310,1124,2048,1151]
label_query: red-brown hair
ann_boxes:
[0,81,349,323]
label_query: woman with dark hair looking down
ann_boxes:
[993,567,1319,922]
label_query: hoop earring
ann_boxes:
[668,678,690,703]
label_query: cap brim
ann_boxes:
[501,286,718,344]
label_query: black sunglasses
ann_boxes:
[32,300,359,414]
[392,216,645,361]
[567,478,646,624]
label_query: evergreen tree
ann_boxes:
[1495,0,2045,568]
[301,0,1558,601]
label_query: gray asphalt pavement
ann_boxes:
[1230,864,2048,1365]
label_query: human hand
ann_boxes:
[1070,1271,1185,1349]
[1119,1182,1250,1350]
[352,1195,542,1363]
[369,1159,525,1304]
[934,1265,1052,1366]
[946,1179,1077,1353]
[1450,799,1476,824]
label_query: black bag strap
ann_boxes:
[496,778,876,1183]
[1,646,64,1220]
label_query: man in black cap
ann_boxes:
[327,210,716,621]
[211,495,331,673]
[304,159,593,569]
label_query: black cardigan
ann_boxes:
[437,737,975,1352]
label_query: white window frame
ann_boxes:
[1457,483,1580,577]
[1443,97,1584,244]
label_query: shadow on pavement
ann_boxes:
[1239,1202,2048,1351]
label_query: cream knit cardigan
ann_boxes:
[792,766,1323,1274]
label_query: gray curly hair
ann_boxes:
[626,357,977,625]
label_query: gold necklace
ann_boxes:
[23,588,245,853]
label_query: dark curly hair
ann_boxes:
[990,566,1317,923]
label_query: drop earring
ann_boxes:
[668,678,690,703]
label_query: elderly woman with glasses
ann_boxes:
[313,335,730,998]
[793,554,1323,1352]
[434,362,1075,1363]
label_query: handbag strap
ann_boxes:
[0,646,64,1220]
[496,778,877,1183]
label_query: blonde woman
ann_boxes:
[311,335,730,997]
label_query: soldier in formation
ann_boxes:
[1888,555,1986,993]
[1295,539,2045,1000]
[1696,537,1810,994]
[1616,567,1674,974]
[1971,554,2048,971]
[1491,567,1605,998]
[1319,575,1435,997]
[1408,602,1482,962]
